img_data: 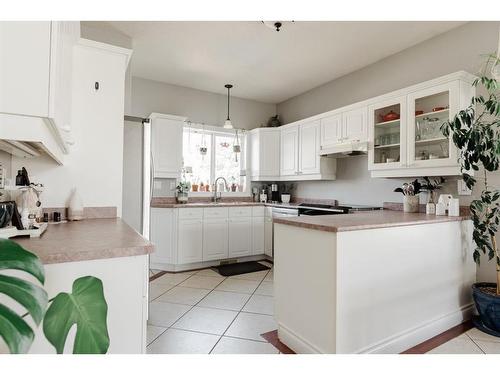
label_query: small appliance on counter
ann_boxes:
[0,167,48,238]
[271,184,279,203]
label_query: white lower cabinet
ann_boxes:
[252,216,265,255]
[228,217,253,258]
[177,218,203,264]
[150,208,175,265]
[151,206,269,270]
[203,218,229,261]
[264,216,273,257]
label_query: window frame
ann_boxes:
[182,123,250,197]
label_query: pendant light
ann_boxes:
[223,84,233,129]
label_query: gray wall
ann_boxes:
[129,77,277,130]
[122,76,277,229]
[276,21,500,282]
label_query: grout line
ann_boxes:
[148,266,274,353]
[468,337,486,354]
[209,269,271,354]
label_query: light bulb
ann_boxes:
[224,119,233,129]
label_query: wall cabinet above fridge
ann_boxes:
[150,113,187,178]
[0,21,80,164]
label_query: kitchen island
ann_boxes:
[273,210,475,354]
[2,219,153,354]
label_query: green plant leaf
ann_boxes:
[43,276,109,354]
[0,239,45,284]
[0,274,47,325]
[0,303,34,354]
[0,239,47,353]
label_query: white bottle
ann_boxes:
[68,188,84,221]
[426,202,436,215]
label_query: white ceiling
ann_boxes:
[106,21,466,104]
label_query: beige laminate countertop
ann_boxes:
[273,210,469,233]
[150,201,306,209]
[13,218,154,265]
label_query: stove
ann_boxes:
[297,203,381,216]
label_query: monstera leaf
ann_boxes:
[0,239,47,353]
[43,276,109,354]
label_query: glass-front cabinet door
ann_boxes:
[368,96,407,170]
[407,81,460,168]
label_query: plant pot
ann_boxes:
[177,192,188,204]
[472,282,500,337]
[403,195,419,213]
[191,184,199,192]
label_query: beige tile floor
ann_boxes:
[147,261,279,354]
[150,266,500,354]
[428,328,500,354]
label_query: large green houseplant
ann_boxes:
[441,54,500,335]
[0,239,110,353]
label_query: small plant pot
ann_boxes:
[191,184,199,192]
[472,282,500,337]
[177,192,188,204]
[403,195,419,213]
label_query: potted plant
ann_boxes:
[441,54,500,335]
[176,181,190,203]
[0,239,109,353]
[420,177,446,214]
[394,179,422,213]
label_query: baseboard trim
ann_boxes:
[278,323,324,354]
[359,304,474,354]
[278,304,474,354]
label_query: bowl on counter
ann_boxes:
[281,194,291,204]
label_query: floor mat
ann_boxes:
[213,261,270,276]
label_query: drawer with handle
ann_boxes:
[228,206,253,218]
[178,208,204,219]
[204,207,229,219]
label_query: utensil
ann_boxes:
[432,106,446,112]
[415,110,424,116]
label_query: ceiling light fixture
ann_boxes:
[224,84,233,129]
[262,21,293,32]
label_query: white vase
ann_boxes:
[68,188,84,221]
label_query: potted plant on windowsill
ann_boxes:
[441,54,500,336]
[176,181,190,204]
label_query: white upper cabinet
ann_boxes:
[250,128,280,181]
[0,21,80,154]
[320,114,343,149]
[150,113,186,178]
[320,107,367,151]
[278,120,336,181]
[280,125,299,176]
[298,120,321,175]
[368,96,407,171]
[343,107,368,142]
[0,22,51,117]
[369,72,476,177]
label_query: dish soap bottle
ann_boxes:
[68,188,84,221]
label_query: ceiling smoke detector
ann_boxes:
[262,21,284,32]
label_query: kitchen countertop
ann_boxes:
[273,210,469,233]
[13,218,154,264]
[150,201,308,209]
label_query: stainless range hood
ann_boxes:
[319,140,368,157]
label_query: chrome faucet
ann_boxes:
[213,177,228,203]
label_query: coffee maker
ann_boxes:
[271,184,279,203]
